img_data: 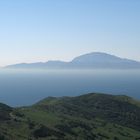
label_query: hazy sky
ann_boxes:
[0,0,140,66]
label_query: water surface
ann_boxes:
[0,69,139,106]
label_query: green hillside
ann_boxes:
[0,93,140,140]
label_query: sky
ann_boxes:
[0,0,140,66]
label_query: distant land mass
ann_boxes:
[0,93,140,139]
[5,52,140,69]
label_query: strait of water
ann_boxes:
[0,69,139,107]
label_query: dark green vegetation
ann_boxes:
[0,93,140,140]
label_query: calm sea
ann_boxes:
[0,69,139,107]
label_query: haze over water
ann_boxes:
[0,69,139,107]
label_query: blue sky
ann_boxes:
[0,0,140,66]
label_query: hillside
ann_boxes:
[0,93,140,140]
[5,52,140,69]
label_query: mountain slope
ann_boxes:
[0,103,12,121]
[0,93,140,140]
[5,52,140,69]
[36,93,140,131]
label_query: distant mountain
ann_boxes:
[0,93,140,140]
[6,61,67,69]
[5,52,140,69]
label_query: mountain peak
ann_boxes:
[71,52,121,62]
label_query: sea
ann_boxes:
[0,69,139,107]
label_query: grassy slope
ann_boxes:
[0,93,140,140]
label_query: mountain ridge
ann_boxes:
[5,52,140,69]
